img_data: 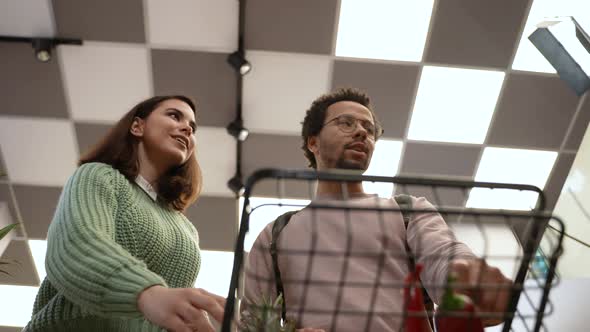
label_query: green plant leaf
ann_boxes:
[0,223,19,240]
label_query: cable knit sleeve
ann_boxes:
[45,162,167,318]
[406,196,477,303]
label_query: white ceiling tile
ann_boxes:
[467,147,558,210]
[195,126,235,197]
[58,42,152,123]
[29,240,47,281]
[512,0,590,73]
[408,66,505,144]
[0,0,55,38]
[243,51,331,135]
[363,139,403,198]
[0,116,77,187]
[194,250,234,296]
[0,285,38,327]
[335,0,435,62]
[146,0,238,51]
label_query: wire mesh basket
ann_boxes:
[221,169,565,332]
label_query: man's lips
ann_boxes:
[345,142,368,153]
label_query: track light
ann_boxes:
[529,16,590,96]
[227,174,245,196]
[226,119,249,141]
[0,35,83,63]
[32,38,53,62]
[227,51,252,75]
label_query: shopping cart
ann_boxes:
[221,168,565,332]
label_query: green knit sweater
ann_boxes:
[24,162,201,331]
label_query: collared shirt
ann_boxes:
[135,175,157,201]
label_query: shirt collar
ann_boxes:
[135,175,157,201]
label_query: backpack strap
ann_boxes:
[395,194,434,327]
[270,210,299,321]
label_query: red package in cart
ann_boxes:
[403,264,432,332]
[435,275,484,332]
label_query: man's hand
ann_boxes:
[449,259,512,326]
[138,285,226,332]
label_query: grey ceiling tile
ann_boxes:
[544,153,576,211]
[332,61,420,139]
[185,196,237,251]
[242,133,312,199]
[565,95,590,151]
[243,134,307,175]
[74,122,112,158]
[13,185,62,239]
[245,0,338,54]
[0,239,39,286]
[152,49,236,127]
[425,0,529,69]
[0,43,68,118]
[400,142,481,178]
[487,72,579,150]
[52,0,145,43]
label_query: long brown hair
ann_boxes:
[79,95,202,211]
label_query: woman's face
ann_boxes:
[133,99,197,168]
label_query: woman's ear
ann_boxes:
[130,117,145,137]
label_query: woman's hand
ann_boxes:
[138,285,226,332]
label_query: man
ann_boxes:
[242,88,511,331]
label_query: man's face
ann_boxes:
[308,101,376,172]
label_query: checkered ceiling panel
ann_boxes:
[0,1,589,328]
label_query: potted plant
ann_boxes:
[0,223,19,275]
[240,294,297,332]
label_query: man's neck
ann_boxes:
[316,180,367,199]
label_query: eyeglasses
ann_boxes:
[323,114,384,139]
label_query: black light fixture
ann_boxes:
[529,16,590,96]
[227,173,245,196]
[0,35,83,63]
[226,119,249,141]
[227,51,252,75]
[32,38,53,62]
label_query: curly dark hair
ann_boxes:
[301,87,381,168]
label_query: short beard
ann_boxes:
[335,156,367,172]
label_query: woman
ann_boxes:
[24,96,225,332]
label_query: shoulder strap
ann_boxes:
[395,194,435,327]
[270,210,299,321]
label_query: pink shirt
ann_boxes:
[242,195,475,331]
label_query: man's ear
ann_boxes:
[307,135,319,154]
[130,117,145,137]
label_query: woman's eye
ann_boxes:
[169,113,179,120]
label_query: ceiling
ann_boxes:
[0,0,589,329]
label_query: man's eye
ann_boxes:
[342,119,355,127]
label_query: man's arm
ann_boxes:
[406,196,511,326]
[241,224,278,316]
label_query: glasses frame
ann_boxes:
[322,114,384,139]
